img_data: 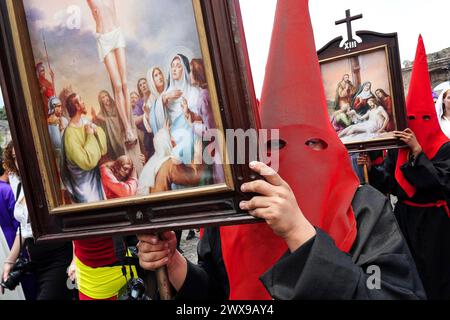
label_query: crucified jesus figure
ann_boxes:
[87,0,137,145]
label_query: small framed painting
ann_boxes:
[318,31,407,152]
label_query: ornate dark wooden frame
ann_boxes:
[318,31,407,153]
[0,0,262,242]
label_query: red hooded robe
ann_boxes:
[395,36,449,198]
[219,0,360,300]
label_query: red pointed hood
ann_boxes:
[220,0,359,300]
[260,0,359,250]
[395,35,449,197]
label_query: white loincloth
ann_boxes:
[95,27,126,62]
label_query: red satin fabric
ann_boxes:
[220,0,359,300]
[395,35,449,197]
[220,223,287,300]
[74,238,117,268]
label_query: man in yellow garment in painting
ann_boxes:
[61,93,107,204]
[61,93,136,301]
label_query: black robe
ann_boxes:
[176,185,425,300]
[369,142,450,300]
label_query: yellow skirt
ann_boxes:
[75,257,137,300]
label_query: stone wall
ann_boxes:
[402,47,450,94]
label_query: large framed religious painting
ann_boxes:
[0,0,263,242]
[318,31,407,152]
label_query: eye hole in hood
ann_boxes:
[305,138,328,151]
[266,139,287,151]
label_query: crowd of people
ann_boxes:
[1,0,450,301]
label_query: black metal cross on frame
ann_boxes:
[335,9,363,45]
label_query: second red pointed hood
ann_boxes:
[395,35,449,197]
[404,35,449,159]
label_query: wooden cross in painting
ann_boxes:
[335,9,363,50]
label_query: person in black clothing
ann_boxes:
[137,161,425,300]
[362,131,450,300]
[361,35,450,300]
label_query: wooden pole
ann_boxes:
[363,163,369,184]
[155,266,173,300]
[155,233,173,300]
[142,270,158,300]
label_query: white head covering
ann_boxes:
[150,54,200,140]
[144,66,167,134]
[165,54,200,122]
[147,66,166,97]
[146,66,167,106]
[48,96,62,116]
[137,128,177,195]
[356,81,374,100]
[435,85,450,138]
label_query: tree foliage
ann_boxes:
[0,108,7,120]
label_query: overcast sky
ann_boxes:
[1,1,449,108]
[240,0,450,98]
[23,0,202,111]
[0,90,3,108]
